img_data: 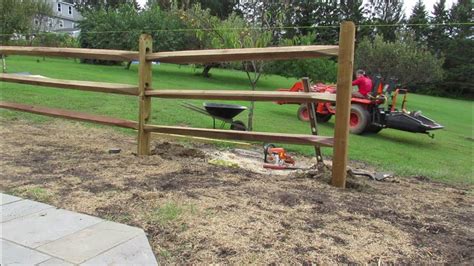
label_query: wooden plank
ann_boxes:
[0,73,138,95]
[0,46,138,61]
[146,90,336,103]
[137,34,153,155]
[146,45,338,63]
[144,125,334,147]
[302,77,323,163]
[0,101,138,129]
[331,22,356,188]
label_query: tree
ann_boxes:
[441,38,473,96]
[147,0,236,18]
[448,0,473,39]
[264,33,337,83]
[434,0,474,96]
[184,4,271,130]
[74,0,138,11]
[78,3,191,66]
[340,0,371,40]
[366,0,405,42]
[428,0,450,55]
[0,0,52,44]
[407,0,429,44]
[355,35,444,87]
[31,0,54,38]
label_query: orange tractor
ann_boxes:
[276,77,443,137]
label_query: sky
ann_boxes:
[136,0,456,17]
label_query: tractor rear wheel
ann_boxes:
[350,104,370,134]
[230,120,247,131]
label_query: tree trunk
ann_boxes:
[125,61,132,70]
[202,63,218,78]
[247,100,255,131]
[245,61,262,132]
[247,81,256,131]
[2,55,6,73]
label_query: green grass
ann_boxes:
[9,186,52,203]
[148,201,197,226]
[1,56,473,184]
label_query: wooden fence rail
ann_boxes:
[0,21,355,188]
[0,73,138,95]
[0,101,138,129]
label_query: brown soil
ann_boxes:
[1,119,473,264]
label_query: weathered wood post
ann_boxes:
[331,21,356,188]
[302,77,323,163]
[137,34,153,155]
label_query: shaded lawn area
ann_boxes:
[1,55,472,184]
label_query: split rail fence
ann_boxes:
[0,22,355,188]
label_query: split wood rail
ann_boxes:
[0,22,355,188]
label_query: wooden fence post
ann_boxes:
[331,21,355,188]
[137,34,153,155]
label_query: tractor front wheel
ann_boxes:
[297,104,309,121]
[350,104,370,134]
[297,104,332,123]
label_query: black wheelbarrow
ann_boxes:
[181,102,247,131]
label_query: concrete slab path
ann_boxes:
[1,193,157,265]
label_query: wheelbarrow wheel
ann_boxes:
[230,120,247,131]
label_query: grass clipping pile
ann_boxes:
[1,119,473,264]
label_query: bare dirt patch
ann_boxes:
[1,119,473,264]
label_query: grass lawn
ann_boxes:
[1,55,472,184]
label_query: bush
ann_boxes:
[264,58,337,83]
[78,5,194,65]
[355,34,444,87]
[263,33,338,83]
[7,33,79,48]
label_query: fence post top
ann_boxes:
[341,21,355,27]
[139,34,152,41]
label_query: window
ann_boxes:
[68,6,73,15]
[57,3,61,12]
[71,22,75,28]
[34,19,39,26]
[59,20,64,28]
[48,18,53,28]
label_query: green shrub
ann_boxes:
[8,33,79,48]
[78,4,194,65]
[355,34,444,87]
[264,58,337,83]
[263,32,337,83]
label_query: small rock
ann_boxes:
[108,148,121,154]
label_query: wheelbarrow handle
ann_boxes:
[180,102,209,116]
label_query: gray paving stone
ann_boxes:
[2,208,102,248]
[38,221,143,264]
[80,234,158,266]
[1,199,54,223]
[0,239,51,265]
[38,258,74,265]
[1,193,22,205]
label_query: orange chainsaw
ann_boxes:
[263,143,298,170]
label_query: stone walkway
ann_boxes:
[1,193,157,265]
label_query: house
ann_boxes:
[33,1,82,37]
